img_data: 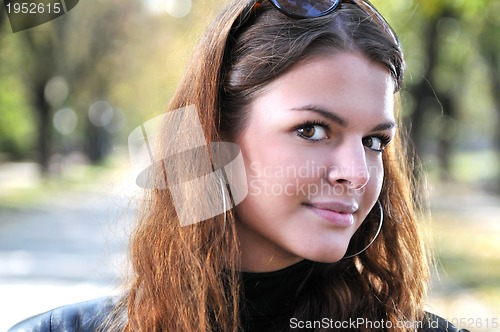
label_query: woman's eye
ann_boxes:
[362,135,391,152]
[297,124,328,141]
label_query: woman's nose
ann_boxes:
[326,143,370,190]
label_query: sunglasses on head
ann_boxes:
[234,0,399,45]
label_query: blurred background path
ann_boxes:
[0,161,135,330]
[426,185,500,331]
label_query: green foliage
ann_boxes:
[0,75,34,159]
[0,28,35,161]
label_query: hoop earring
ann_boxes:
[217,176,228,233]
[218,168,235,227]
[342,200,384,260]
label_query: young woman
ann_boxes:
[10,0,466,331]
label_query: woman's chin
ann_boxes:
[298,246,349,264]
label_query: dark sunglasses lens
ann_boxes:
[272,0,341,18]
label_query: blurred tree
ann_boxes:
[21,27,57,174]
[62,1,139,163]
[477,1,500,191]
[377,0,500,187]
[0,4,5,30]
[8,0,139,174]
[1,0,228,174]
[0,7,35,161]
[402,1,462,182]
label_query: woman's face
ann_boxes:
[234,52,396,272]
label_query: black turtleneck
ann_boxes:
[239,259,317,332]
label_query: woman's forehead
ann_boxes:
[251,52,396,120]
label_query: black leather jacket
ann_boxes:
[8,296,467,332]
[7,297,118,332]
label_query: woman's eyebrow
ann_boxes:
[290,105,348,127]
[371,121,396,132]
[290,105,396,131]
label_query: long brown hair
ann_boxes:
[112,1,429,331]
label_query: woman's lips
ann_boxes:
[304,202,357,227]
